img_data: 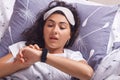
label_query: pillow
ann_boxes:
[70,4,118,70]
[107,9,120,53]
[0,0,52,57]
[0,0,15,40]
[112,9,120,50]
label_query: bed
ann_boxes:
[0,0,120,79]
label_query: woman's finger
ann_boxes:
[28,45,35,49]
[34,44,41,50]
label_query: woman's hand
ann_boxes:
[14,44,42,68]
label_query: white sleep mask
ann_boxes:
[44,6,75,26]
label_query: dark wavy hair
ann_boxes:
[22,1,80,48]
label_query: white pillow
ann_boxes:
[0,0,15,40]
[107,8,120,54]
[109,7,120,51]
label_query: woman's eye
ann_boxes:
[60,25,66,30]
[48,24,53,27]
[59,23,68,30]
[60,27,66,30]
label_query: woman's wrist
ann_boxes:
[12,61,24,71]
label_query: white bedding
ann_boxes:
[0,0,120,79]
[0,0,15,40]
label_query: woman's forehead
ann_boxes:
[46,13,70,24]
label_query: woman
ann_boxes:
[0,1,93,80]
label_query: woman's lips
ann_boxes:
[49,36,58,41]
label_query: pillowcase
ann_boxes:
[107,9,120,53]
[0,0,52,57]
[70,4,118,70]
[112,9,120,50]
[0,0,15,40]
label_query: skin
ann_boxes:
[0,13,93,80]
[44,13,71,53]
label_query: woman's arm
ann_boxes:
[47,54,93,80]
[0,53,30,78]
[19,47,93,80]
[0,53,12,63]
[0,53,17,77]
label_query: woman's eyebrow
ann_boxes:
[47,19,68,25]
[60,22,68,25]
[47,19,55,23]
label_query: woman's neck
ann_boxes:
[47,48,64,54]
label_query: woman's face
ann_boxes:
[43,13,71,53]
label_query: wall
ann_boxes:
[87,0,120,5]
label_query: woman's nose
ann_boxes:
[52,25,59,34]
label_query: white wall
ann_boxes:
[88,0,120,5]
